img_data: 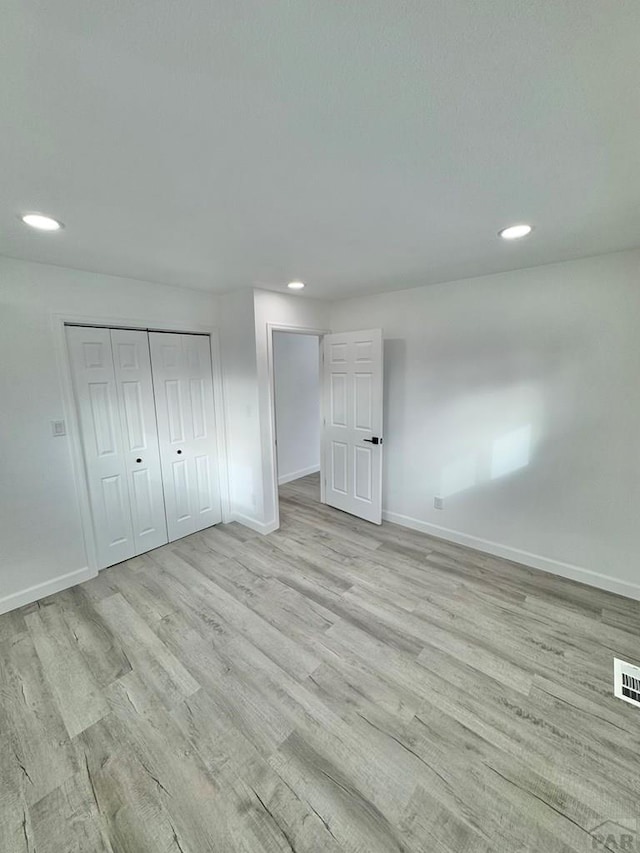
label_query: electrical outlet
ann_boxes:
[51,419,66,437]
[434,496,444,510]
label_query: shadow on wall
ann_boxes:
[382,338,407,498]
[431,376,543,500]
[441,423,533,498]
[379,307,597,507]
[381,337,541,504]
[376,302,611,555]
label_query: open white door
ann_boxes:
[322,329,383,524]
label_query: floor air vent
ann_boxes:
[614,658,640,707]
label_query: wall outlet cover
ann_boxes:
[434,496,444,510]
[51,419,66,437]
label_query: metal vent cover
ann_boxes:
[614,658,640,707]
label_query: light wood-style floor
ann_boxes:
[2,473,640,852]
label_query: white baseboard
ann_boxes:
[278,465,320,486]
[382,510,640,602]
[0,566,97,616]
[230,512,279,536]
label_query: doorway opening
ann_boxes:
[267,324,383,531]
[272,330,323,518]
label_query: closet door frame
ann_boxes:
[52,312,230,574]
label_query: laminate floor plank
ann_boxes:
[0,790,34,853]
[0,632,80,806]
[24,603,110,740]
[48,587,133,688]
[1,472,638,852]
[29,770,115,853]
[146,548,322,680]
[94,593,200,704]
[0,609,27,644]
[101,563,177,624]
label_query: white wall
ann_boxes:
[273,333,321,484]
[0,256,220,612]
[218,289,264,525]
[330,250,640,599]
[253,289,330,529]
[217,288,329,532]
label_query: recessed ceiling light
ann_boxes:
[499,223,532,240]
[287,281,305,290]
[21,213,64,231]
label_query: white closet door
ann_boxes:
[110,329,168,554]
[66,326,136,567]
[149,333,221,542]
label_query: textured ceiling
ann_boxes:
[1,1,639,297]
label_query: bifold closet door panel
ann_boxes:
[110,329,168,554]
[149,333,222,542]
[66,326,136,568]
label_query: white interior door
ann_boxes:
[110,329,168,554]
[322,329,383,524]
[66,326,137,567]
[149,332,221,542]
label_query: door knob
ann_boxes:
[363,437,382,445]
[177,449,182,454]
[136,458,142,463]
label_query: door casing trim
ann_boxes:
[265,323,329,533]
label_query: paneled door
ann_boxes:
[149,333,222,541]
[67,326,136,568]
[110,329,168,554]
[322,329,383,524]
